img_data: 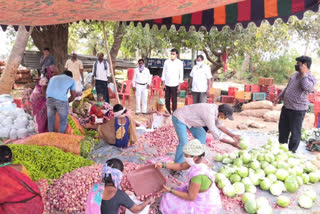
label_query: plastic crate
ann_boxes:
[235,91,252,100]
[228,87,239,97]
[258,78,274,86]
[267,93,276,102]
[185,95,193,105]
[252,92,266,101]
[221,90,229,96]
[244,84,260,93]
[308,103,314,113]
[260,85,276,94]
[314,102,320,113]
[221,95,234,103]
[244,85,252,92]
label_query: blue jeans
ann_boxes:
[172,116,207,163]
[47,97,69,133]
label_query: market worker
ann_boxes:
[46,70,76,133]
[146,98,171,129]
[162,48,184,114]
[86,158,154,214]
[275,56,316,153]
[40,47,55,74]
[0,145,43,214]
[92,53,110,103]
[98,104,137,148]
[157,139,222,214]
[189,54,212,103]
[172,103,240,163]
[132,59,152,115]
[65,52,84,95]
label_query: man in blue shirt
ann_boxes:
[46,70,76,133]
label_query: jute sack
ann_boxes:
[240,109,270,118]
[242,100,273,110]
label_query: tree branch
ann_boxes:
[203,49,219,66]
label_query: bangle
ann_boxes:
[170,188,173,193]
[164,163,167,168]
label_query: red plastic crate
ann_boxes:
[258,77,274,86]
[260,85,275,94]
[314,102,320,113]
[185,95,193,105]
[221,95,234,104]
[244,85,252,92]
[267,94,276,102]
[251,85,260,93]
[228,87,239,97]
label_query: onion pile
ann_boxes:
[45,164,102,213]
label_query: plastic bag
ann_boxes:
[9,129,18,140]
[0,127,10,138]
[125,195,150,214]
[17,128,29,138]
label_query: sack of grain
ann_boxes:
[240,109,270,118]
[263,111,281,122]
[273,104,283,111]
[242,100,273,110]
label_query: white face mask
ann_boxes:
[185,157,196,166]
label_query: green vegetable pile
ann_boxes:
[215,139,320,213]
[67,116,82,136]
[9,144,94,181]
[80,137,96,158]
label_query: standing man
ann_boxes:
[65,53,84,95]
[46,70,76,133]
[172,103,241,163]
[40,48,55,74]
[275,56,316,152]
[132,59,151,115]
[161,49,184,114]
[189,55,212,103]
[92,53,110,103]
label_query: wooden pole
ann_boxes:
[102,22,120,104]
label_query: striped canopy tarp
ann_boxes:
[132,0,320,31]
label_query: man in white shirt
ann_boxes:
[65,53,84,94]
[189,55,212,103]
[161,48,184,114]
[92,53,110,103]
[132,59,151,114]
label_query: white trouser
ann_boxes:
[135,84,148,113]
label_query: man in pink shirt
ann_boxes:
[172,103,241,163]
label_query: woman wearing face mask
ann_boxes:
[189,55,212,104]
[156,139,222,214]
[89,94,113,124]
[132,59,151,115]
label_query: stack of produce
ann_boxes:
[45,164,102,214]
[9,144,94,181]
[0,95,35,139]
[24,132,83,155]
[54,114,85,136]
[215,139,320,213]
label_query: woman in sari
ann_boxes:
[30,65,58,133]
[86,158,153,214]
[0,145,43,214]
[156,139,222,214]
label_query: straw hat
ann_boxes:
[183,139,206,156]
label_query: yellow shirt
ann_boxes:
[65,59,83,82]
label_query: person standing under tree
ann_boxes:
[92,53,110,103]
[161,49,184,114]
[132,59,151,115]
[65,53,84,95]
[275,56,316,152]
[189,55,212,103]
[40,47,55,74]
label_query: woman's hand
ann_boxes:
[162,185,171,192]
[146,197,155,205]
[154,163,162,169]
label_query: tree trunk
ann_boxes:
[31,25,68,73]
[0,26,33,95]
[110,22,126,71]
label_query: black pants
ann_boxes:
[165,86,178,114]
[279,106,306,152]
[95,80,109,103]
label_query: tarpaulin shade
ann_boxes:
[131,0,320,31]
[0,0,241,26]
